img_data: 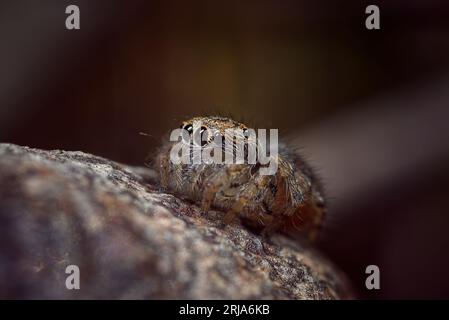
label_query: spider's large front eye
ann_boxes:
[179,123,194,144]
[200,126,209,147]
[182,123,193,135]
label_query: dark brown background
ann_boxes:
[1,0,449,299]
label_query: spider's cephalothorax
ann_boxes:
[154,116,325,241]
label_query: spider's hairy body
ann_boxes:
[154,116,326,240]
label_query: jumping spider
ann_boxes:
[153,116,325,241]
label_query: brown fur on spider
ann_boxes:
[152,116,326,241]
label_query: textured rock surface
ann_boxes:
[0,143,351,299]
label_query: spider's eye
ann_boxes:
[182,123,193,134]
[242,128,251,141]
[200,126,209,147]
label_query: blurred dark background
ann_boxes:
[1,0,449,299]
